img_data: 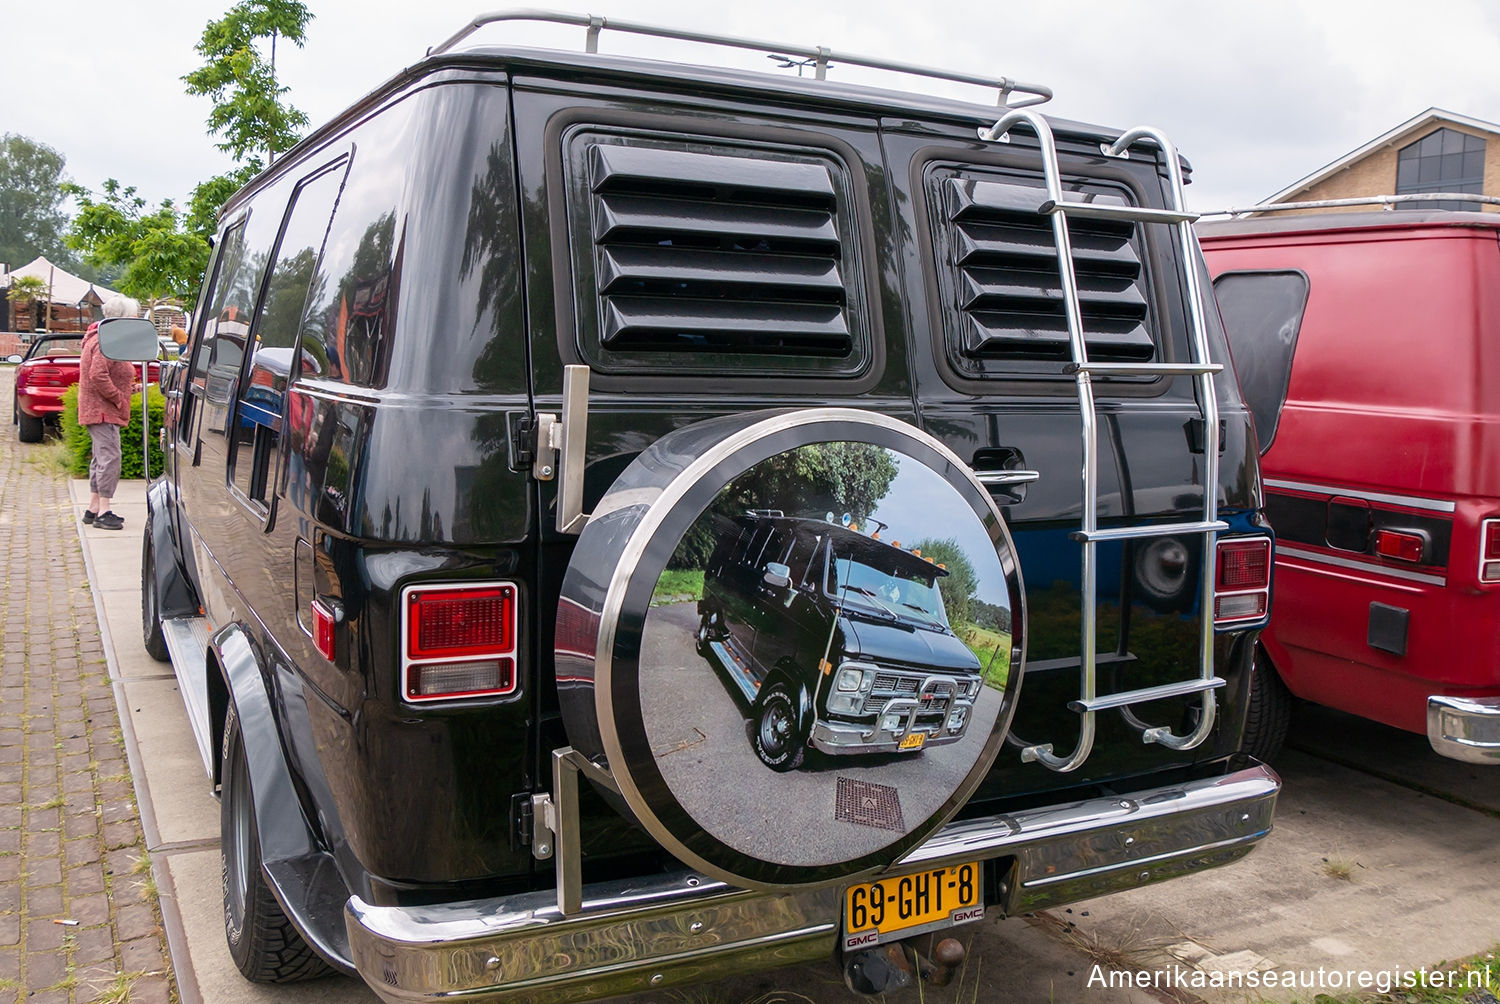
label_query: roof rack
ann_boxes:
[1203,192,1500,218]
[429,9,1052,108]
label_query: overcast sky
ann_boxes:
[6,0,1500,217]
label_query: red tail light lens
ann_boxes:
[1216,539,1271,591]
[402,583,518,702]
[1215,537,1272,626]
[1375,529,1426,564]
[312,598,336,661]
[1482,519,1500,583]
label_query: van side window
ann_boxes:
[229,162,348,508]
[178,226,241,441]
[786,532,819,586]
[196,202,289,440]
[1211,270,1309,454]
[300,162,401,388]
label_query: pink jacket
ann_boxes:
[77,323,135,427]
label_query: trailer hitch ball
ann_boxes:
[927,937,967,986]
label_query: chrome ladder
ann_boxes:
[978,110,1228,773]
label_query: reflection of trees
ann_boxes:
[671,443,898,569]
[332,212,395,384]
[257,246,319,352]
[461,143,518,391]
[911,537,977,625]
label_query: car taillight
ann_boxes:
[402,582,518,702]
[1214,537,1271,625]
[1482,519,1500,583]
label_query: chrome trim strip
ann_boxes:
[1276,544,1448,586]
[1427,695,1500,764]
[344,765,1279,1003]
[1264,478,1457,514]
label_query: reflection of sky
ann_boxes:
[864,452,1008,609]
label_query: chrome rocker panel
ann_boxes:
[345,763,1279,1003]
[1428,695,1500,764]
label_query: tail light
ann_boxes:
[401,582,518,702]
[1482,519,1500,583]
[1374,529,1427,564]
[1214,537,1271,625]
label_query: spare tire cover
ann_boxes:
[556,409,1025,890]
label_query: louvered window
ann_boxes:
[564,134,871,377]
[928,168,1156,378]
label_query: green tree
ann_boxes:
[911,537,979,626]
[65,180,210,310]
[6,275,46,329]
[182,0,313,168]
[0,134,71,269]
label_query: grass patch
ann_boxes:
[31,796,65,811]
[1303,946,1499,1002]
[19,438,71,476]
[86,971,144,1004]
[652,569,705,606]
[955,623,1012,690]
[1322,856,1356,881]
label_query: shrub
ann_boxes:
[61,383,166,481]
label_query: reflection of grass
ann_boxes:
[651,569,704,607]
[957,623,1011,689]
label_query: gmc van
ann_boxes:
[1202,206,1500,765]
[141,11,1279,1000]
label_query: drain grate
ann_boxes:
[835,776,905,832]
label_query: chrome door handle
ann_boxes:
[974,469,1041,486]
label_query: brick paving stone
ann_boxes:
[0,369,178,1000]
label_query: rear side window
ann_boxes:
[229,160,347,508]
[562,130,873,379]
[1212,270,1309,453]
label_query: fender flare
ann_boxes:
[144,480,198,620]
[212,623,355,974]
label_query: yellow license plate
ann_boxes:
[843,862,984,950]
[898,732,927,751]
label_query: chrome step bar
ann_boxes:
[980,114,1224,772]
[160,615,215,776]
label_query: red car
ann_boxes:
[12,332,160,442]
[1202,209,1500,765]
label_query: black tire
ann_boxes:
[752,682,806,772]
[17,410,43,443]
[141,532,170,662]
[695,609,724,657]
[1241,645,1292,763]
[220,705,331,983]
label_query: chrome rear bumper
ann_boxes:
[345,763,1279,1003]
[1428,695,1500,764]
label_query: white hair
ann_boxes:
[101,295,139,319]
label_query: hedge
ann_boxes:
[60,383,167,480]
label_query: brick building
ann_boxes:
[1264,107,1500,213]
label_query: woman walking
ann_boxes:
[78,296,140,531]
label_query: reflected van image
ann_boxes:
[698,513,987,771]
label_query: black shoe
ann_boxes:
[82,510,97,525]
[93,511,124,530]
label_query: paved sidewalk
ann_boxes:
[0,371,174,1004]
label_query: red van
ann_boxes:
[1199,209,1500,765]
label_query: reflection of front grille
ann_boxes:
[862,675,957,718]
[872,673,920,696]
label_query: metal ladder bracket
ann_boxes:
[531,365,592,534]
[531,747,619,916]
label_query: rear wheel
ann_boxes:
[753,682,806,772]
[1241,645,1292,763]
[220,704,331,983]
[17,411,43,443]
[141,532,169,662]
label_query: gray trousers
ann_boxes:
[87,423,122,498]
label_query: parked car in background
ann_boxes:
[11,332,162,442]
[13,333,85,442]
[1202,205,1500,765]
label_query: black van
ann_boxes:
[699,512,987,770]
[141,11,1280,1001]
